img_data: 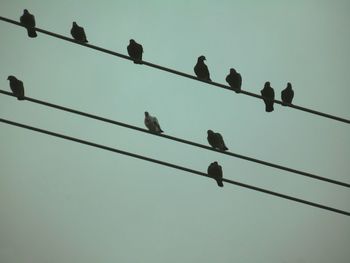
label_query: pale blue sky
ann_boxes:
[0,1,349,262]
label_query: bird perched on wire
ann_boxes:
[144,112,163,134]
[7,76,25,100]
[281,82,294,106]
[127,39,143,64]
[194,55,211,81]
[20,9,37,38]
[207,161,223,187]
[70,22,88,43]
[226,68,242,93]
[261,81,275,112]
[207,130,228,151]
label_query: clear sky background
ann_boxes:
[0,1,349,262]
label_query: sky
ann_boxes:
[0,0,350,262]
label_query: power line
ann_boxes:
[2,89,349,188]
[0,15,349,124]
[0,117,349,217]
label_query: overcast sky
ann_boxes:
[1,1,350,262]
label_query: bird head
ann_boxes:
[23,9,29,14]
[287,82,292,89]
[198,55,206,62]
[144,111,149,117]
[207,130,214,135]
[264,81,270,88]
[7,75,15,81]
[130,39,135,44]
[73,21,78,26]
[230,68,237,74]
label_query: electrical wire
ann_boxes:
[1,89,348,188]
[0,117,349,216]
[0,15,349,124]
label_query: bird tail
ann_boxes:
[216,179,224,187]
[265,102,274,112]
[27,27,37,38]
[17,95,25,101]
[133,60,143,64]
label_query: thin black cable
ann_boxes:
[0,15,349,124]
[0,117,349,216]
[1,89,349,188]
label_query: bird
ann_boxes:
[207,161,223,187]
[261,81,275,112]
[281,82,294,105]
[127,39,143,64]
[20,9,37,38]
[226,68,242,93]
[207,130,228,151]
[194,55,211,81]
[144,112,163,134]
[70,22,88,43]
[7,76,25,100]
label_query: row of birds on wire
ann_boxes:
[18,9,295,113]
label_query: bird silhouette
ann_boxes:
[7,76,25,100]
[20,9,37,38]
[194,56,211,81]
[207,130,228,151]
[127,39,143,64]
[70,22,88,43]
[281,82,294,106]
[144,112,163,134]
[261,81,275,112]
[207,161,223,187]
[226,68,242,93]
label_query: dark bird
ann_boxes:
[20,9,37,38]
[207,130,228,151]
[207,161,223,187]
[70,22,88,43]
[194,55,211,81]
[127,39,143,64]
[261,81,275,112]
[226,68,242,93]
[7,76,25,100]
[281,82,294,105]
[144,112,163,134]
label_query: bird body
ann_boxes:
[127,39,143,64]
[7,76,25,100]
[226,68,242,93]
[207,161,223,187]
[194,56,211,81]
[207,130,228,151]
[20,9,37,38]
[144,112,163,134]
[70,22,88,43]
[261,81,275,112]
[281,82,294,105]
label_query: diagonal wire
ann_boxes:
[1,89,349,188]
[0,117,349,216]
[0,15,349,124]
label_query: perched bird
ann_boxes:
[20,9,37,38]
[127,39,143,64]
[70,22,88,43]
[261,81,275,112]
[194,55,211,81]
[226,68,242,93]
[7,76,25,100]
[144,112,163,133]
[207,161,223,187]
[207,130,228,151]
[281,82,294,106]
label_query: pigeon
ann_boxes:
[7,76,25,100]
[281,82,294,106]
[70,22,88,43]
[127,39,143,64]
[144,112,163,134]
[226,68,242,93]
[207,130,228,151]
[207,161,223,187]
[260,81,275,112]
[194,55,211,81]
[20,9,37,38]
